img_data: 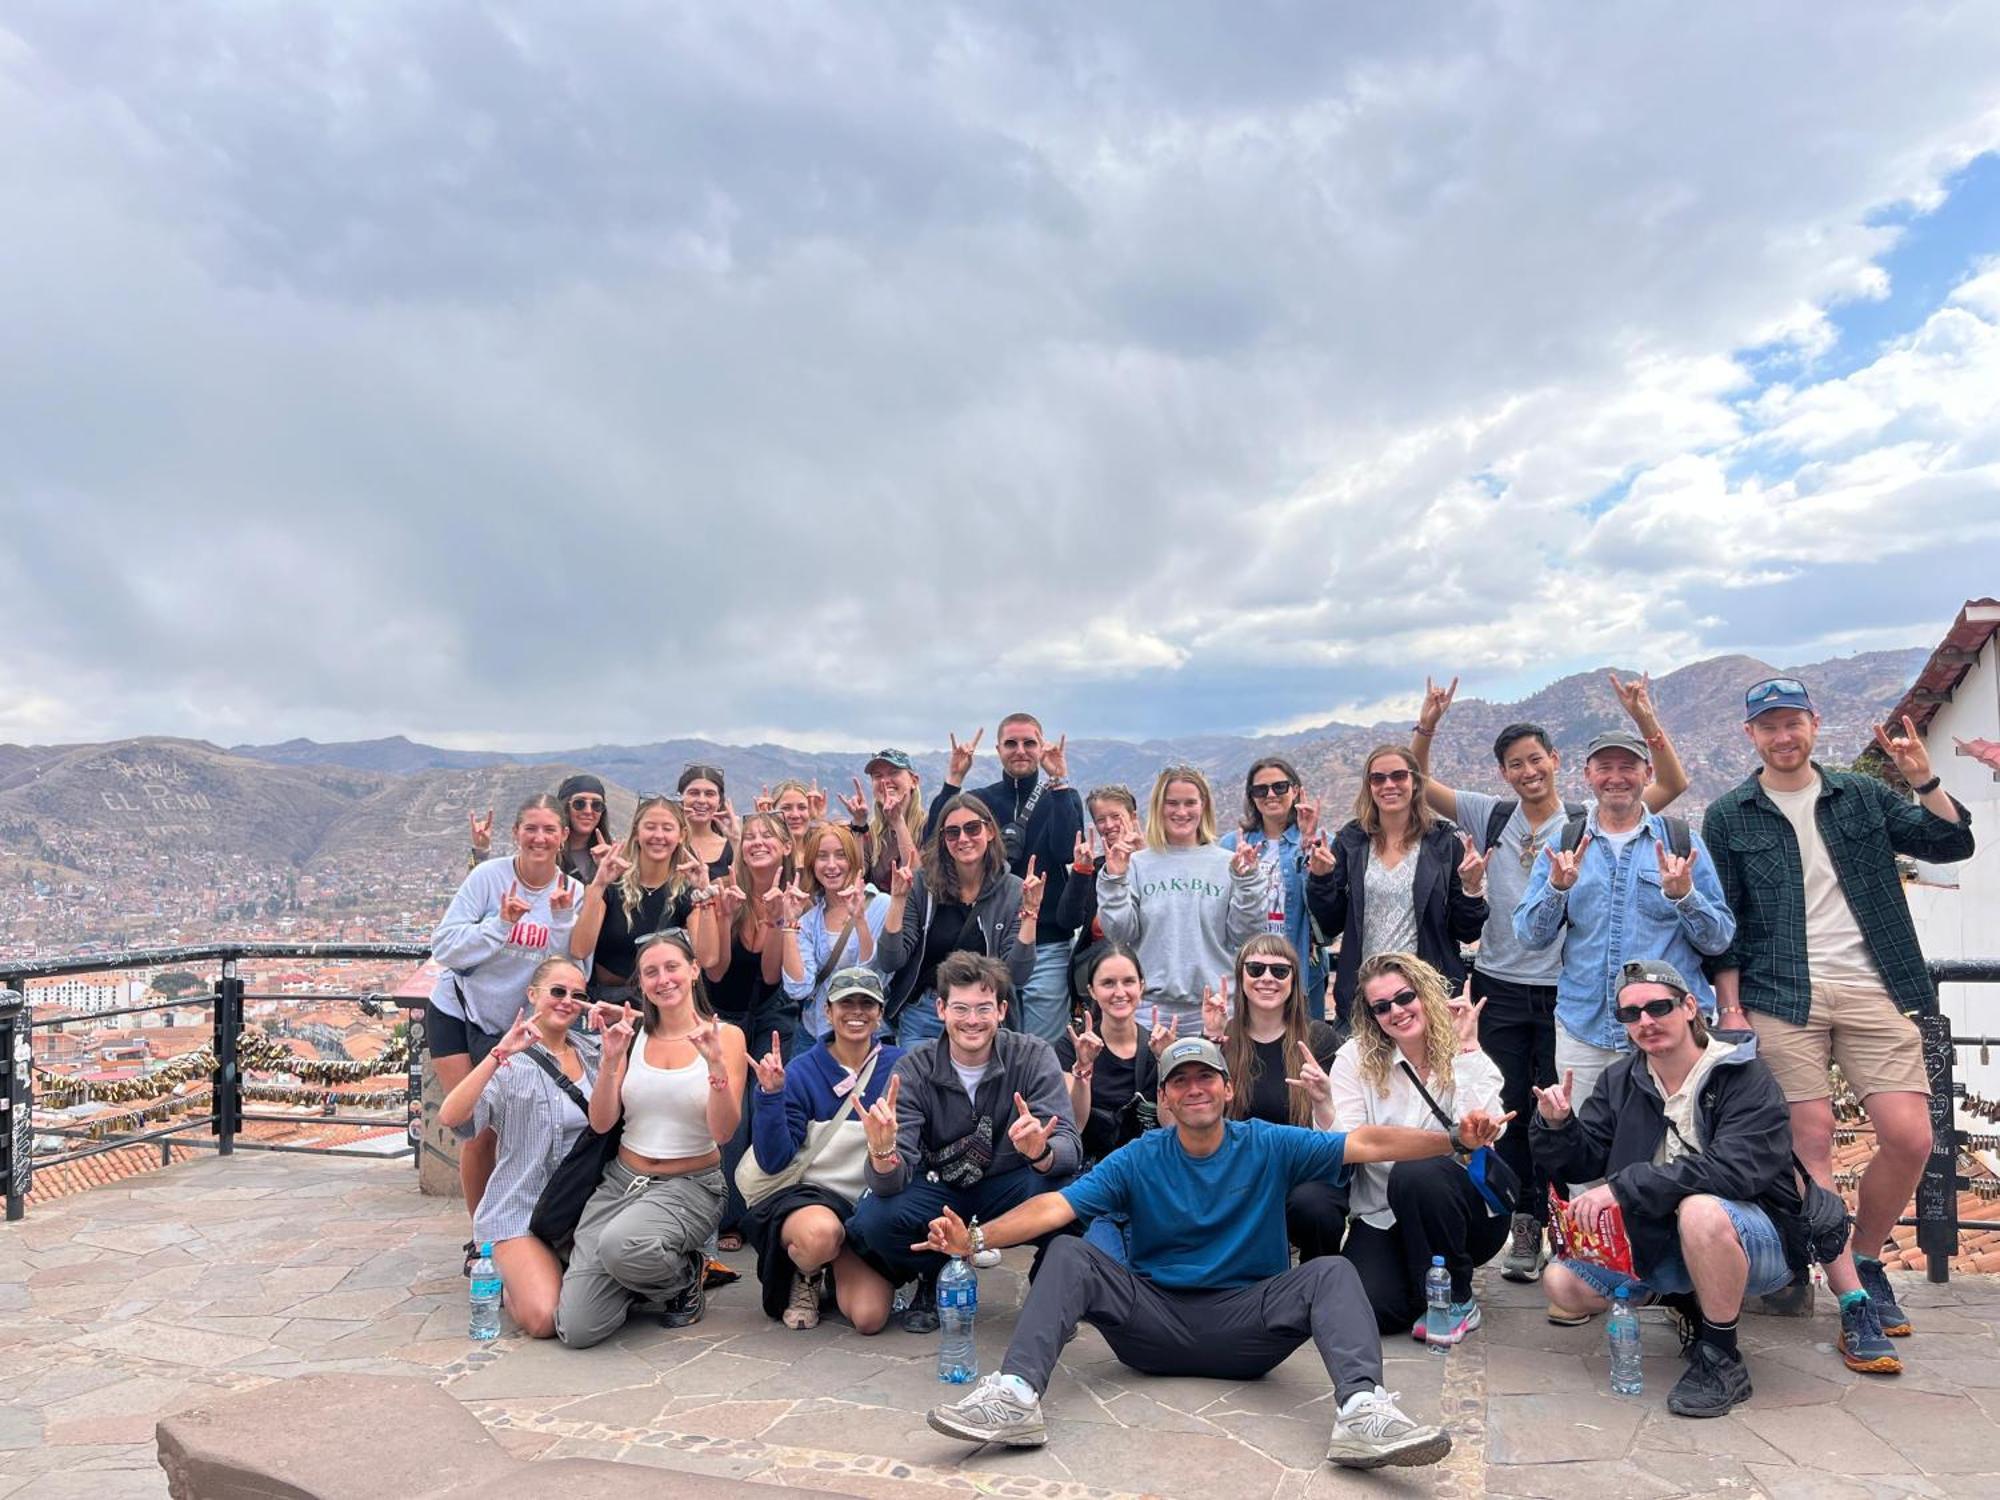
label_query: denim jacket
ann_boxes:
[1220,823,1327,1014]
[1513,811,1736,1052]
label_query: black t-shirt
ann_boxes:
[593,882,695,982]
[915,900,979,1004]
[705,931,776,1025]
[1242,1021,1343,1127]
[1052,1026,1157,1162]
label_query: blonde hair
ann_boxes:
[617,796,693,921]
[1223,935,1316,1126]
[1145,766,1218,851]
[1351,744,1439,855]
[1351,952,1458,1101]
[731,812,795,940]
[867,770,925,859]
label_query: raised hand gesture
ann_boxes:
[1445,978,1486,1053]
[1068,1014,1103,1075]
[752,1030,787,1094]
[1297,790,1320,845]
[1073,828,1096,872]
[839,776,870,823]
[807,780,827,820]
[880,778,908,817]
[1457,832,1491,898]
[586,1000,639,1035]
[1654,839,1698,901]
[1146,1008,1179,1059]
[713,879,748,924]
[1201,977,1232,1042]
[1103,832,1140,879]
[1040,734,1069,781]
[863,1072,901,1155]
[498,880,530,926]
[549,875,578,913]
[1609,670,1660,733]
[688,1015,726,1068]
[590,837,630,889]
[1019,855,1045,919]
[772,879,811,925]
[491,1009,539,1066]
[911,1203,973,1258]
[1306,832,1337,878]
[1874,713,1934,788]
[889,860,914,897]
[1547,835,1591,892]
[1285,1039,1331,1107]
[469,808,495,857]
[1456,1108,1515,1150]
[755,785,776,814]
[715,798,740,840]
[1007,1091,1056,1163]
[1229,838,1262,878]
[947,728,984,785]
[1418,674,1459,736]
[1532,1069,1575,1125]
[600,1004,638,1062]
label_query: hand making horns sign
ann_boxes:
[947,728,984,785]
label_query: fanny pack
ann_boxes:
[1399,1059,1520,1218]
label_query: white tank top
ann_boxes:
[620,1038,716,1158]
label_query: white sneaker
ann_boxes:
[970,1247,1005,1270]
[926,1373,1048,1447]
[1326,1386,1451,1469]
[781,1272,821,1330]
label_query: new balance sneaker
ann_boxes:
[1666,1341,1753,1418]
[1325,1387,1451,1469]
[1412,1300,1481,1345]
[1501,1213,1547,1283]
[661,1251,708,1329]
[1854,1257,1911,1337]
[926,1373,1047,1447]
[782,1272,821,1330]
[1838,1294,1904,1375]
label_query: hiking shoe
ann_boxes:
[901,1273,940,1334]
[662,1251,707,1329]
[1667,1341,1753,1418]
[1501,1213,1547,1283]
[1854,1257,1911,1337]
[926,1373,1047,1447]
[1413,1300,1481,1345]
[1325,1386,1451,1469]
[782,1272,821,1330]
[1838,1294,1904,1375]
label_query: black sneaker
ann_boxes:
[461,1240,477,1277]
[901,1272,940,1334]
[1854,1257,1911,1337]
[662,1251,708,1329]
[1666,1341,1753,1418]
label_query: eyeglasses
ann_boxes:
[1744,678,1808,705]
[1242,960,1293,980]
[538,983,589,1001]
[1365,988,1422,1017]
[1368,769,1414,787]
[1251,779,1294,799]
[941,821,989,842]
[1613,996,1684,1024]
[942,1003,999,1020]
[568,796,604,811]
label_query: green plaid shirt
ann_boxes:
[1701,764,1974,1022]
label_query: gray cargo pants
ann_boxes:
[555,1159,725,1349]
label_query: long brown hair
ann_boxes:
[922,793,1005,899]
[1223,935,1316,1126]
[1350,744,1438,855]
[1351,951,1458,1100]
[1239,755,1303,834]
[730,812,794,942]
[634,929,714,1033]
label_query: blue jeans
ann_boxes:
[1559,1198,1792,1302]
[1018,940,1074,1042]
[849,1164,1075,1283]
[894,997,945,1045]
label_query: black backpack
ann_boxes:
[1480,798,1690,861]
[1480,798,1585,854]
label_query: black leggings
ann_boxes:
[1341,1156,1511,1331]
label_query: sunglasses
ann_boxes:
[1365,988,1422,1017]
[941,821,990,842]
[538,983,589,1001]
[1368,769,1414,787]
[1614,996,1684,1024]
[1745,678,1808,705]
[1242,960,1293,980]
[1251,779,1294,799]
[568,796,605,811]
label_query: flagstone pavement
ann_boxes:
[6,1153,2000,1499]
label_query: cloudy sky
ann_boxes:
[4,3,2000,753]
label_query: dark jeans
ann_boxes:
[1001,1236,1383,1406]
[847,1164,1075,1284]
[1473,970,1558,1225]
[717,995,801,1235]
[1286,1180,1350,1263]
[1341,1157,1512,1331]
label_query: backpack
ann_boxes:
[1481,799,1586,855]
[1559,811,1691,860]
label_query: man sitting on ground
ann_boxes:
[1533,959,1808,1418]
[913,1035,1509,1471]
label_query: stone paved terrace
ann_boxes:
[6,1155,2000,1500]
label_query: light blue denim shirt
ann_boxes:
[783,892,891,1039]
[1513,811,1735,1052]
[1220,823,1327,1015]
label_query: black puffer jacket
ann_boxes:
[1530,1031,1807,1282]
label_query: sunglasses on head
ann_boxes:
[1242,960,1293,980]
[941,820,989,842]
[1368,769,1413,787]
[1251,779,1294,799]
[1365,988,1422,1017]
[634,927,693,951]
[1745,678,1808,705]
[1614,995,1684,1024]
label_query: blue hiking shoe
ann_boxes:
[1838,1294,1903,1375]
[1854,1257,1911,1337]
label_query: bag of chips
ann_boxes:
[1546,1186,1636,1275]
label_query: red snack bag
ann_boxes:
[1546,1186,1636,1275]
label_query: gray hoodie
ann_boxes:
[1096,843,1266,1031]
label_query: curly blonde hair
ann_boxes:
[1351,951,1458,1100]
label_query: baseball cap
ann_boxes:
[826,966,886,1004]
[1585,728,1651,762]
[865,749,914,775]
[1743,676,1815,722]
[1158,1036,1229,1082]
[1618,958,1691,997]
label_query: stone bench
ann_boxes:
[156,1373,761,1499]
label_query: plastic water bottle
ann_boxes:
[1608,1291,1643,1395]
[1423,1256,1452,1352]
[937,1255,978,1383]
[469,1243,502,1341]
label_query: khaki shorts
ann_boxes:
[1749,978,1929,1103]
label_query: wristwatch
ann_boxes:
[1447,1129,1473,1160]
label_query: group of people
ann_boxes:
[422,675,1973,1469]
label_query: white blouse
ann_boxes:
[1327,1041,1506,1230]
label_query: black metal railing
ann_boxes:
[1,943,429,1221]
[1911,958,2000,1282]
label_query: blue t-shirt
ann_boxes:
[1061,1118,1349,1290]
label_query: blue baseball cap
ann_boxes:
[1744,677,1815,722]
